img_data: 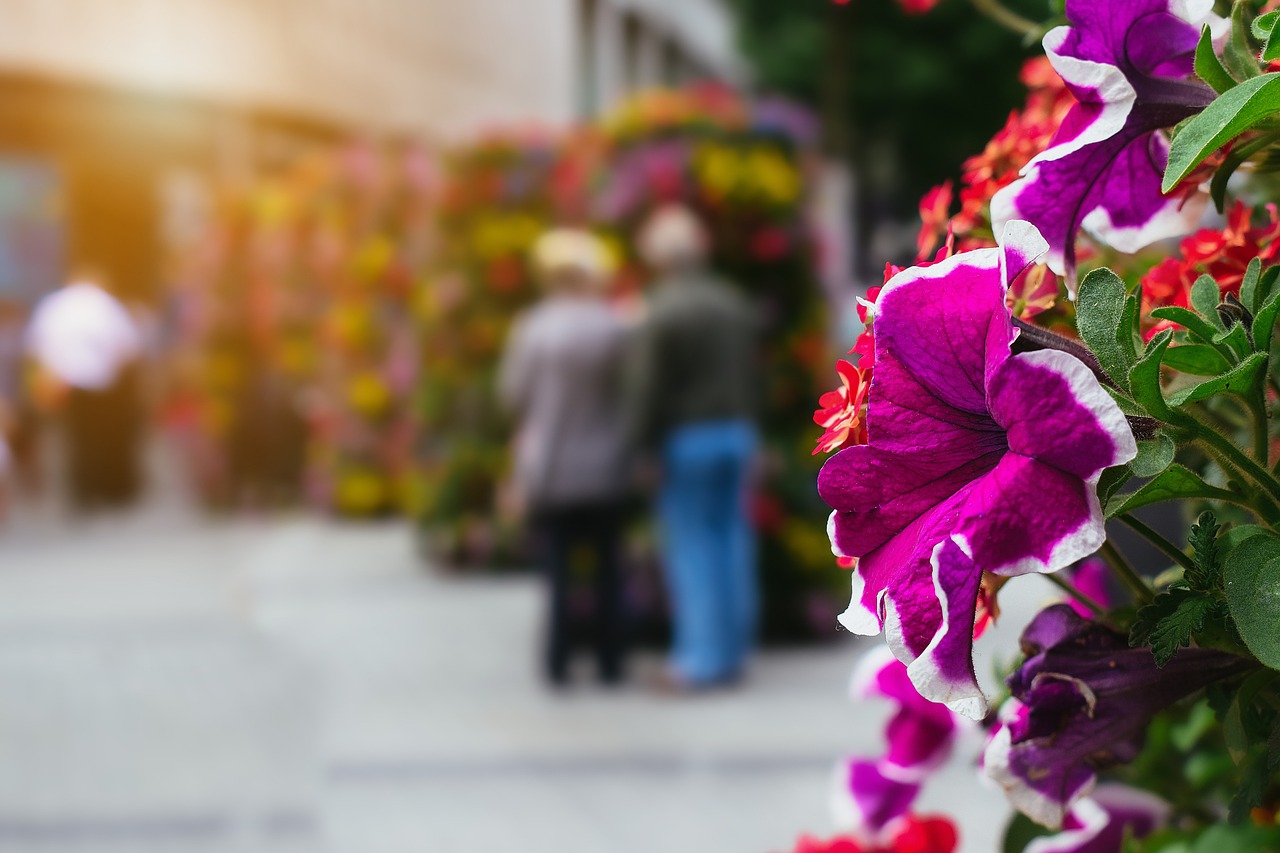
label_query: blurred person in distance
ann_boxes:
[25,268,145,511]
[498,228,633,688]
[0,298,26,518]
[628,204,760,692]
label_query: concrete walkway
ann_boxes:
[0,499,1030,852]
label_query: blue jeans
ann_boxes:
[659,420,758,684]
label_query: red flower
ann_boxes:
[1141,201,1280,333]
[814,359,871,455]
[783,816,958,853]
[916,182,952,261]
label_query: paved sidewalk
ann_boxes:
[0,503,1029,852]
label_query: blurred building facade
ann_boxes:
[0,0,743,300]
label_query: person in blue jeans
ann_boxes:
[628,205,760,690]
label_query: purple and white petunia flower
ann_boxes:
[985,605,1253,828]
[1025,785,1168,853]
[831,646,963,840]
[991,0,1222,280]
[818,222,1136,719]
[850,645,959,776]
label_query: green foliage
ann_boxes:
[1078,267,1137,391]
[1163,72,1280,192]
[1187,512,1224,590]
[1128,330,1178,421]
[1131,590,1225,666]
[1197,24,1239,94]
[1162,344,1233,375]
[1224,534,1280,669]
[1132,435,1177,478]
[1167,352,1268,406]
[1107,465,1242,517]
[1224,0,1265,83]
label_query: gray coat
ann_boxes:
[498,294,632,509]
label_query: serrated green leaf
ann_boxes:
[1167,351,1267,406]
[1076,267,1134,391]
[1106,464,1242,517]
[1224,533,1280,669]
[1192,274,1225,328]
[1187,511,1223,591]
[1128,330,1176,420]
[1163,72,1280,192]
[1130,588,1221,666]
[1198,24,1240,94]
[1131,435,1176,477]
[1150,305,1227,346]
[1162,344,1233,375]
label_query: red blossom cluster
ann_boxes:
[787,816,958,853]
[1142,201,1280,325]
[917,57,1074,260]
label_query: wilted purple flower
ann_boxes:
[818,223,1136,718]
[1026,785,1168,853]
[991,0,1222,279]
[985,605,1252,827]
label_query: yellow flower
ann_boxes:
[347,372,391,417]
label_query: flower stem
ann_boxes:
[1250,391,1270,467]
[1117,513,1195,576]
[1194,418,1280,506]
[1098,539,1155,604]
[968,0,1041,37]
[1043,571,1107,617]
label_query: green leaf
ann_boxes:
[1128,330,1176,421]
[1223,0,1264,84]
[1098,464,1133,507]
[1253,10,1280,41]
[1167,352,1267,406]
[1224,533,1280,669]
[1130,588,1222,666]
[1213,322,1253,360]
[1222,524,1273,551]
[1131,434,1176,477]
[1118,292,1142,368]
[1192,274,1225,328]
[1076,267,1134,391]
[1149,306,1227,346]
[1162,344,1233,375]
[1229,748,1270,823]
[1163,72,1280,193]
[1190,821,1280,852]
[1187,511,1223,591]
[1254,286,1280,354]
[1106,464,1241,517]
[1258,265,1280,308]
[1210,133,1279,214]
[1198,24,1240,94]
[1241,257,1264,312]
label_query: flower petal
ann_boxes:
[876,250,1013,414]
[987,349,1137,481]
[958,452,1106,577]
[831,759,920,837]
[906,536,987,718]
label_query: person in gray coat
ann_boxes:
[498,229,632,686]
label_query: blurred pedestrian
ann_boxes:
[498,229,633,687]
[25,271,145,510]
[629,205,760,691]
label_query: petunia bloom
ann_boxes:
[991,0,1221,280]
[1024,785,1167,853]
[984,605,1253,827]
[818,222,1136,718]
[814,360,872,455]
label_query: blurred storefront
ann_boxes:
[0,0,743,301]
